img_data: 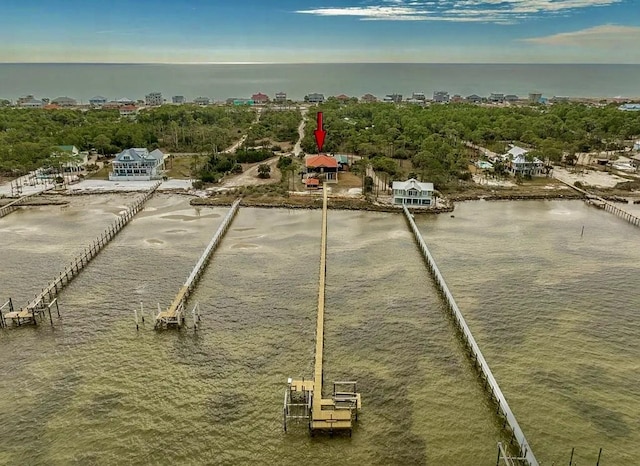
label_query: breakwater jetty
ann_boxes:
[2,182,160,327]
[154,199,241,330]
[403,205,538,466]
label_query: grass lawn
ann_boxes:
[166,155,195,179]
[86,165,110,180]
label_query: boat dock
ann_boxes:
[2,183,160,327]
[284,187,361,435]
[154,199,241,330]
[403,206,538,466]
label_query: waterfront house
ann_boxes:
[193,96,211,106]
[19,97,44,108]
[252,93,270,104]
[145,92,163,106]
[305,93,325,104]
[53,145,88,172]
[383,94,403,103]
[89,96,107,107]
[489,93,504,103]
[172,95,185,104]
[52,96,77,107]
[275,92,287,103]
[466,94,482,103]
[619,103,640,111]
[412,92,426,101]
[433,91,450,103]
[504,146,543,176]
[361,94,377,103]
[119,105,138,117]
[110,148,165,181]
[392,178,434,206]
[305,154,338,183]
[505,94,519,103]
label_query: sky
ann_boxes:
[1,0,639,63]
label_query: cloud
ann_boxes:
[522,24,640,46]
[296,0,623,23]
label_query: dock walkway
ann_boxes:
[403,205,538,466]
[155,199,241,329]
[285,187,360,434]
[3,182,160,327]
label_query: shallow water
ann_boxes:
[416,200,640,465]
[0,196,638,465]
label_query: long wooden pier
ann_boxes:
[2,182,160,327]
[284,187,361,434]
[403,206,538,466]
[154,199,241,329]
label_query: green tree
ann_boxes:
[257,163,271,179]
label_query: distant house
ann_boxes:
[504,94,519,103]
[504,146,543,176]
[145,92,163,106]
[412,92,426,101]
[109,148,165,181]
[634,140,640,151]
[392,179,434,206]
[19,98,44,108]
[305,93,325,104]
[252,92,269,104]
[451,94,463,103]
[529,93,543,103]
[383,94,402,103]
[231,98,254,106]
[305,154,338,183]
[89,96,107,106]
[466,94,482,103]
[172,95,185,104]
[619,103,640,112]
[275,91,287,103]
[361,93,377,103]
[52,96,77,107]
[489,93,504,103]
[53,145,88,172]
[432,91,450,103]
[193,96,211,106]
[119,105,138,117]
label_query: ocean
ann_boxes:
[1,63,639,103]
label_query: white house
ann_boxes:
[392,178,434,206]
[504,146,543,176]
[109,148,165,181]
[193,96,211,106]
[145,92,163,106]
[89,96,107,106]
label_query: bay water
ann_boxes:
[0,195,638,464]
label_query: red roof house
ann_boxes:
[251,92,269,104]
[305,155,338,183]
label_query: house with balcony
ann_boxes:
[305,93,325,104]
[392,178,434,206]
[251,92,269,104]
[89,96,108,107]
[145,92,163,106]
[52,96,77,107]
[361,94,377,103]
[504,146,543,176]
[109,148,165,181]
[172,95,185,104]
[305,154,338,183]
[193,96,211,106]
[275,92,287,103]
[433,91,449,103]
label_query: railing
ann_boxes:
[403,205,538,466]
[22,182,161,320]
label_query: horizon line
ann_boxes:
[1,61,639,66]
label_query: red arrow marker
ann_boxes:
[314,112,326,153]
